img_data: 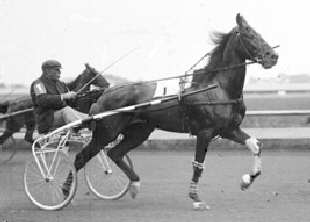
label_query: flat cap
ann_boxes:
[41,60,62,70]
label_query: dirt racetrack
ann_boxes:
[0,150,310,222]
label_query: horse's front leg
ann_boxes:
[24,113,35,143]
[224,126,262,190]
[189,128,214,210]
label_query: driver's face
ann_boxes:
[46,68,61,82]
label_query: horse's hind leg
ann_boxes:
[62,127,109,199]
[223,126,262,190]
[107,123,154,198]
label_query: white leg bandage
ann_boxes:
[245,137,261,155]
[252,154,262,175]
[192,160,205,170]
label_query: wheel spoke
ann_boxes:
[84,152,131,200]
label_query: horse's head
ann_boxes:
[68,64,110,92]
[0,102,9,114]
[234,13,278,69]
[77,63,110,91]
[68,64,110,112]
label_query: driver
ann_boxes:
[30,60,88,134]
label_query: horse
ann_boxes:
[63,13,279,208]
[0,63,109,146]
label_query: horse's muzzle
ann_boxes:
[261,49,279,69]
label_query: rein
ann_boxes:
[75,88,106,99]
[105,60,257,92]
[111,43,279,87]
[76,72,102,94]
[0,108,33,120]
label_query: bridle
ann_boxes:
[236,28,279,65]
[76,72,102,94]
[237,31,260,63]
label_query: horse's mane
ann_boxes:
[192,31,233,85]
[206,31,232,70]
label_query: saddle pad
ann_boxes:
[153,79,191,98]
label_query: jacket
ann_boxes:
[30,75,69,134]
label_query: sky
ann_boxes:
[0,0,308,86]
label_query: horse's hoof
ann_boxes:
[241,179,252,190]
[25,137,34,144]
[241,181,251,191]
[241,174,251,191]
[129,181,140,199]
[192,202,210,211]
[62,184,70,200]
[70,198,76,205]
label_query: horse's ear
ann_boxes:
[236,13,243,27]
[85,63,90,69]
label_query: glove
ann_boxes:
[62,91,77,100]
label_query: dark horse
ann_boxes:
[0,63,109,146]
[65,14,279,208]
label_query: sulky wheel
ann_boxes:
[24,151,77,210]
[84,149,133,200]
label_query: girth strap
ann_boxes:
[177,97,243,134]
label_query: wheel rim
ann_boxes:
[84,151,131,200]
[24,152,77,210]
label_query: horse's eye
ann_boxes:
[236,31,240,35]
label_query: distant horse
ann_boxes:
[0,63,109,146]
[64,14,278,208]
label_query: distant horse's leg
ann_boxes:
[223,126,262,190]
[107,123,154,198]
[0,117,21,145]
[189,128,214,209]
[24,113,35,143]
[0,131,13,145]
[0,118,22,162]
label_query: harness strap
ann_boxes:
[185,98,243,106]
[178,97,243,134]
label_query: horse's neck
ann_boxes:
[67,76,87,92]
[194,33,247,99]
[215,58,246,99]
[67,80,78,91]
[201,48,246,99]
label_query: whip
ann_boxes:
[77,46,140,93]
